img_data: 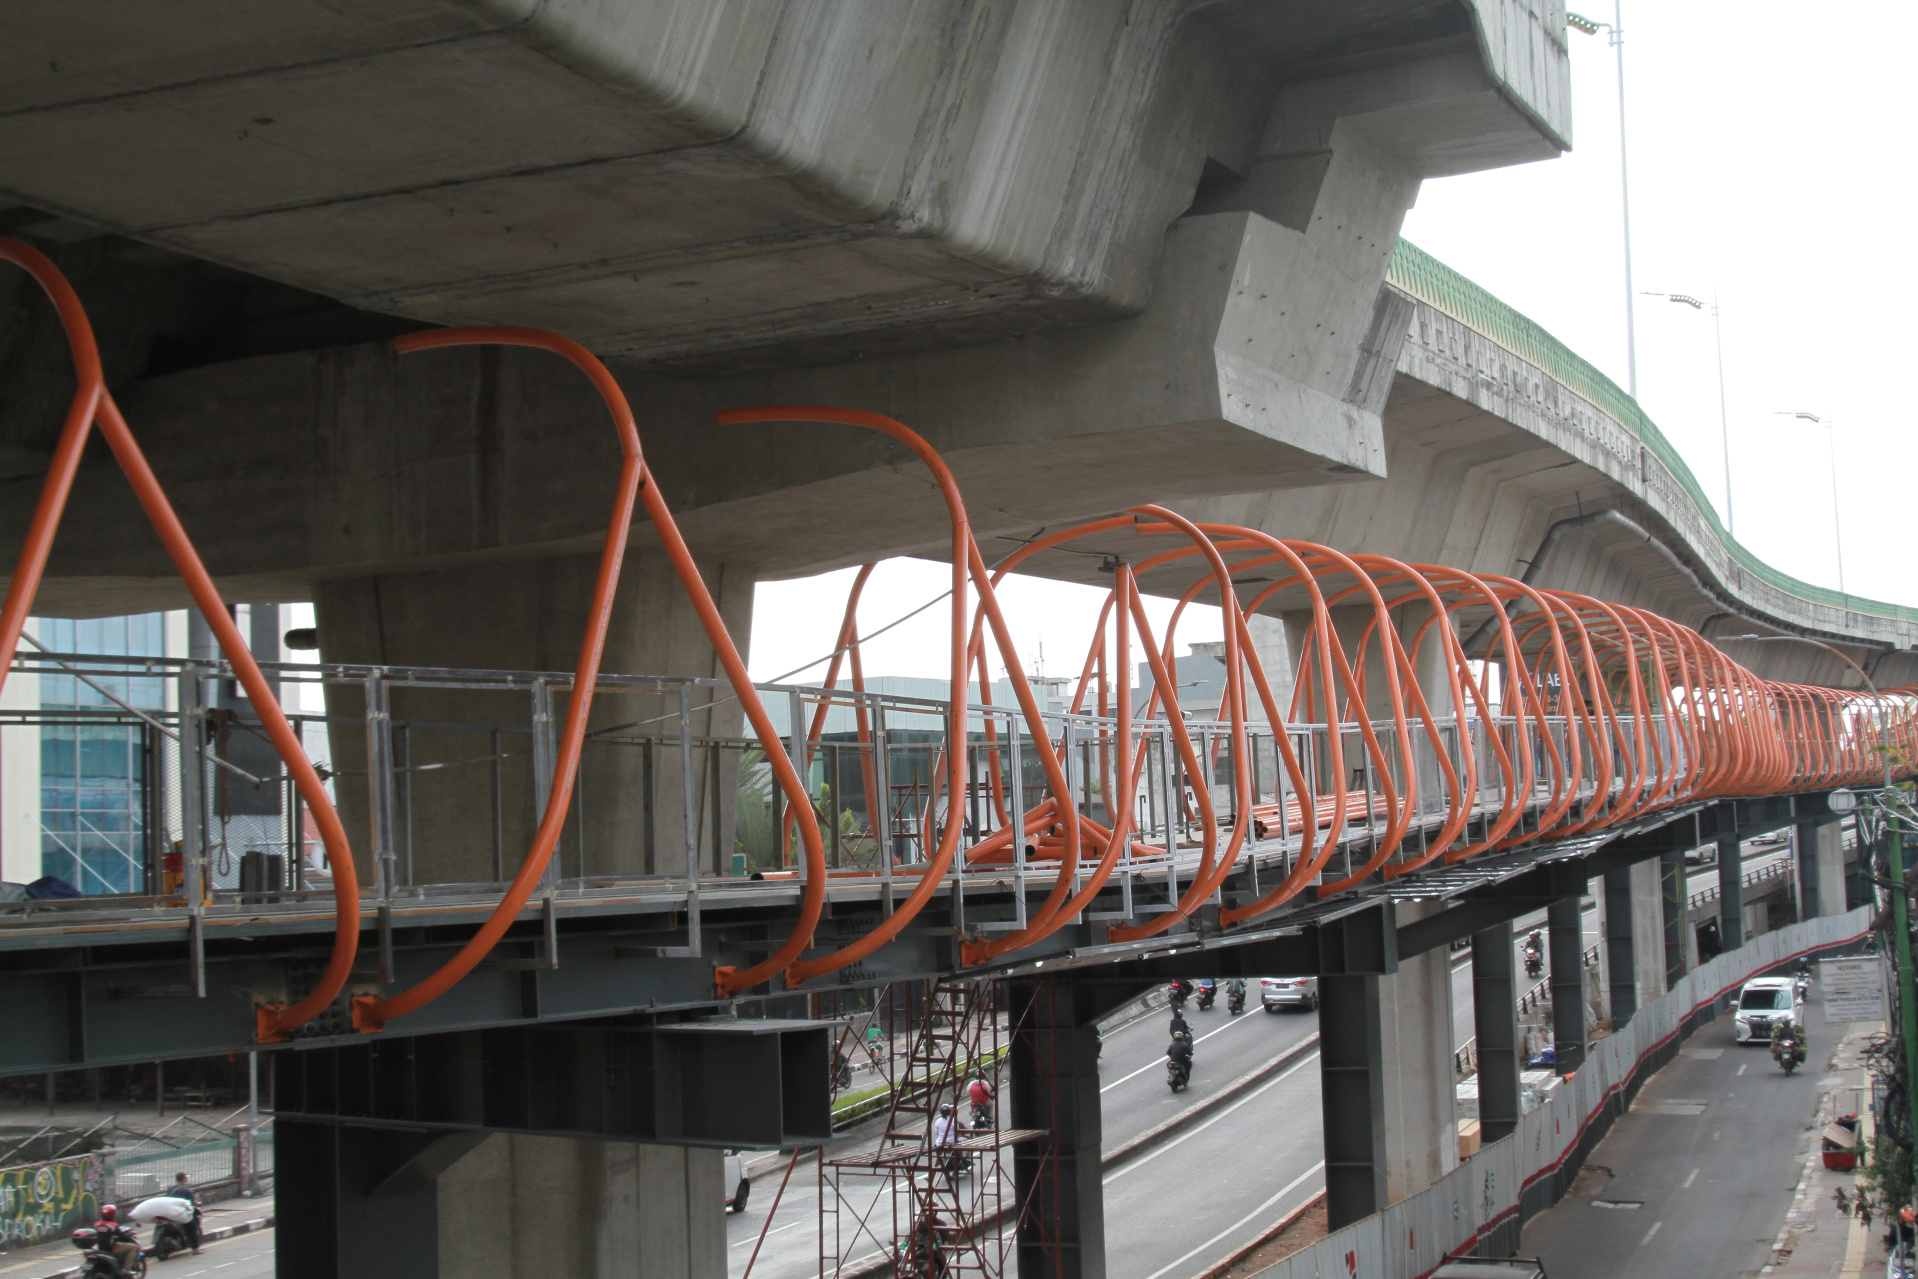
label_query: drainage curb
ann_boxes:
[1196,1190,1328,1279]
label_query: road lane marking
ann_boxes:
[1737,1064,1747,1075]
[1104,1052,1320,1181]
[1640,1221,1662,1245]
[1139,1161,1326,1279]
[1682,1168,1699,1188]
[730,1219,806,1248]
[1101,1008,1272,1092]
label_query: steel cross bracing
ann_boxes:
[0,240,1914,1054]
[819,979,1036,1279]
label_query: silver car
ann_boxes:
[1260,976,1319,1012]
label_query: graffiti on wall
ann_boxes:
[0,1154,103,1248]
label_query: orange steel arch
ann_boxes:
[2,269,1912,1027]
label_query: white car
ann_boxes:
[1733,977,1797,1044]
[1260,976,1319,1012]
[725,1152,751,1214]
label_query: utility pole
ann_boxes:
[1893,823,1918,1184]
[1569,5,1637,395]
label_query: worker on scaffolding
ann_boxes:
[907,1216,951,1279]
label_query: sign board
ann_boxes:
[1822,957,1887,1024]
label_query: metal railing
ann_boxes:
[1684,854,1792,913]
[4,644,1909,1020]
[0,655,1705,943]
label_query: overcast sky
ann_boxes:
[750,3,1914,684]
[1401,0,1914,607]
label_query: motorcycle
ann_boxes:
[1195,981,1217,1012]
[1168,979,1191,1011]
[832,1054,855,1093]
[1523,947,1543,980]
[1166,1058,1190,1092]
[1226,982,1246,1016]
[969,1099,993,1130]
[1773,1028,1804,1076]
[69,1230,146,1279]
[150,1216,197,1261]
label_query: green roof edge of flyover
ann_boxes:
[1386,239,1916,627]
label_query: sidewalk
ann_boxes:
[0,1195,274,1279]
[1766,1022,1890,1277]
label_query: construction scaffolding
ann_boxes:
[820,979,1041,1279]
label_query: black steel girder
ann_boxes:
[274,1017,833,1150]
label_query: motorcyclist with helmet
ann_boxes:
[1166,1029,1194,1091]
[92,1205,140,1276]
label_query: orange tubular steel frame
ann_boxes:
[2,264,1912,1028]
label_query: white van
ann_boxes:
[1734,976,1797,1044]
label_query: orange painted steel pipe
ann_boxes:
[0,238,362,1040]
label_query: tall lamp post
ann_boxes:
[1777,411,1846,598]
[1722,632,1910,1196]
[1643,289,1734,535]
[1569,5,1637,396]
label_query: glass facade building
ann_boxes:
[37,614,168,894]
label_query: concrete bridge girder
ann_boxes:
[6,206,1415,618]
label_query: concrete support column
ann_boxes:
[1602,868,1636,1028]
[315,548,752,887]
[1470,924,1521,1143]
[277,1118,461,1279]
[1319,973,1387,1229]
[1010,978,1105,1279]
[1660,845,1686,989]
[277,1121,723,1279]
[1629,859,1664,1006]
[437,1134,721,1279]
[1796,817,1824,919]
[1547,896,1586,1076]
[1377,904,1457,1202]
[1817,820,1847,917]
[1717,803,1744,950]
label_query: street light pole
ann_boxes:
[1777,411,1846,598]
[1710,287,1731,534]
[1644,290,1734,534]
[1570,6,1637,396]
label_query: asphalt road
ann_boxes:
[1521,981,1825,1278]
[130,1225,276,1279]
[727,996,1323,1279]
